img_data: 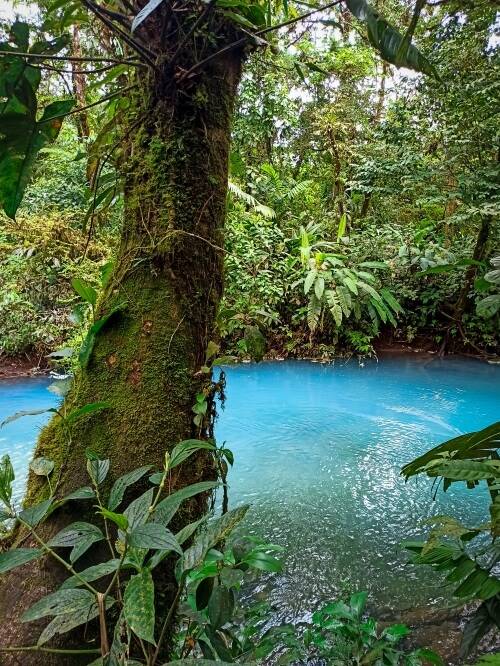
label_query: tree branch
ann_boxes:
[0,50,146,65]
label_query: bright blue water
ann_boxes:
[1,357,499,620]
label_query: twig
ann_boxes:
[81,0,159,70]
[0,647,101,654]
[151,578,185,665]
[41,84,139,123]
[0,50,144,65]
[178,0,343,80]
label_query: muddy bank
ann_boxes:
[0,356,49,379]
[379,604,500,665]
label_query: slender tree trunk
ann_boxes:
[71,26,90,140]
[452,215,491,320]
[0,40,244,664]
[439,215,491,355]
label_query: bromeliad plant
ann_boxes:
[402,421,500,660]
[298,225,403,334]
[0,439,278,664]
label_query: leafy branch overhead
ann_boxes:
[0,0,436,218]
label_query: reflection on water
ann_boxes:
[215,357,500,620]
[0,357,499,619]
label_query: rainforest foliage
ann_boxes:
[0,0,498,362]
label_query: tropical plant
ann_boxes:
[402,421,500,660]
[0,440,279,664]
[298,224,403,334]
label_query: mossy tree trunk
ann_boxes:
[0,36,244,663]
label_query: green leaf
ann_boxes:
[208,585,236,629]
[304,269,317,295]
[0,99,75,218]
[100,508,129,531]
[108,465,152,511]
[66,401,111,424]
[87,457,110,485]
[196,577,215,610]
[380,287,404,313]
[71,278,97,306]
[124,488,154,531]
[61,559,121,589]
[30,456,54,476]
[124,569,156,644]
[350,591,368,618]
[61,486,95,502]
[0,454,15,505]
[48,521,104,562]
[428,460,500,482]
[344,0,437,78]
[37,596,114,646]
[128,523,183,554]
[0,548,42,574]
[22,588,95,622]
[79,304,126,367]
[170,440,216,469]
[19,499,52,527]
[243,550,282,573]
[182,505,249,573]
[314,276,325,300]
[402,422,500,480]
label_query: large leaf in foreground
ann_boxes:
[0,548,42,574]
[123,569,155,644]
[0,99,74,218]
[345,0,437,77]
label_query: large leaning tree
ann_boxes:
[0,0,434,662]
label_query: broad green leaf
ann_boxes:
[244,549,282,572]
[148,516,208,570]
[87,457,110,485]
[100,508,128,531]
[66,401,111,424]
[61,486,95,502]
[19,499,52,527]
[0,99,75,218]
[380,287,404,313]
[208,585,235,629]
[22,588,95,622]
[30,456,54,476]
[402,422,500,480]
[428,460,500,482]
[124,569,155,644]
[0,547,42,574]
[0,454,15,505]
[169,440,216,469]
[37,596,114,646]
[344,0,437,77]
[71,278,97,306]
[48,521,104,562]
[108,465,152,510]
[128,523,182,554]
[350,591,368,618]
[182,505,249,573]
[304,269,317,295]
[61,559,121,589]
[124,488,154,531]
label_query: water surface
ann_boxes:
[1,357,499,620]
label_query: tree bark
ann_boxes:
[0,35,244,664]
